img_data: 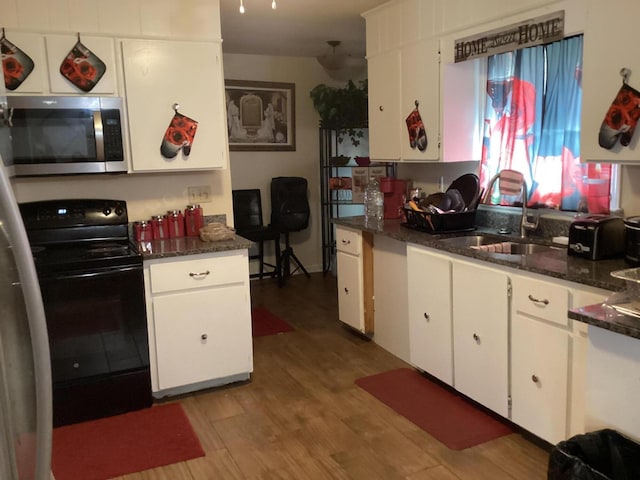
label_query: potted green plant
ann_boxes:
[309,79,368,146]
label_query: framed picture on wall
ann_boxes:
[225,79,296,151]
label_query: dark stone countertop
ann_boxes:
[138,234,254,260]
[133,213,253,261]
[569,304,640,340]
[332,216,629,292]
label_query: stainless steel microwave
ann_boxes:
[6,95,127,176]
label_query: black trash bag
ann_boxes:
[548,429,640,480]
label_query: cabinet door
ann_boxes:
[401,38,440,161]
[153,284,252,390]
[407,246,453,385]
[511,313,570,444]
[452,260,509,417]
[122,39,227,172]
[3,32,47,94]
[337,251,364,332]
[581,0,640,163]
[45,35,117,94]
[368,50,401,161]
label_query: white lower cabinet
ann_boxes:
[144,250,253,397]
[510,274,570,444]
[407,245,453,385]
[452,259,510,418]
[336,226,373,334]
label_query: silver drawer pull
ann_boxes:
[201,333,208,340]
[423,312,430,321]
[189,270,210,278]
[528,294,549,305]
[473,333,480,343]
[341,239,351,245]
[531,374,540,383]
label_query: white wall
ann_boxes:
[223,53,349,274]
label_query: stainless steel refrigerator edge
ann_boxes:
[0,91,53,479]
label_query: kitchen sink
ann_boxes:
[438,235,564,256]
[436,234,504,248]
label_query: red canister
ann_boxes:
[184,204,204,236]
[167,210,185,238]
[151,214,169,240]
[134,220,153,242]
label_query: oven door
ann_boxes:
[37,264,149,385]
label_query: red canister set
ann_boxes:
[134,205,204,242]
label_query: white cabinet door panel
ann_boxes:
[122,39,227,172]
[512,313,570,444]
[153,284,252,390]
[452,260,509,417]
[337,251,364,332]
[368,50,401,161]
[45,35,117,94]
[407,246,453,385]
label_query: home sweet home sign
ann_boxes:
[454,10,565,63]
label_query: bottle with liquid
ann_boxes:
[364,176,384,223]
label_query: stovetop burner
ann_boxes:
[20,199,140,274]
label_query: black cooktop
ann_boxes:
[20,199,141,273]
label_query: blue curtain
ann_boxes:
[480,36,594,210]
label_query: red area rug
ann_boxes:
[52,403,204,480]
[355,368,513,450]
[252,306,295,337]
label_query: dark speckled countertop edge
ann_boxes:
[332,216,629,292]
[569,304,640,340]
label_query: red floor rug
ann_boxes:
[252,306,295,337]
[355,368,513,450]
[52,403,205,480]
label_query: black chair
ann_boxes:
[232,189,282,284]
[270,177,311,283]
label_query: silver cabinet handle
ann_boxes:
[379,105,384,111]
[531,374,539,383]
[341,239,351,245]
[201,333,208,340]
[189,270,210,278]
[423,312,430,321]
[528,294,549,305]
[344,287,349,294]
[473,333,480,343]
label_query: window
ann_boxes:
[480,35,613,213]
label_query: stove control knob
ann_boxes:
[103,207,112,216]
[115,207,124,216]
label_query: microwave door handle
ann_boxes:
[0,102,13,127]
[93,110,104,161]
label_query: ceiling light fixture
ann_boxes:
[316,41,367,81]
[239,0,277,14]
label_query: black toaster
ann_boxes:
[568,215,625,260]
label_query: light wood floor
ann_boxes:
[117,272,550,480]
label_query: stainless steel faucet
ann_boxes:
[520,179,539,238]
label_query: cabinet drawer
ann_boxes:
[149,252,246,294]
[336,227,361,255]
[512,275,569,327]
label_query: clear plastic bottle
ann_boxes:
[365,177,384,223]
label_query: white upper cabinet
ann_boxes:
[581,0,640,163]
[401,38,440,161]
[2,31,47,94]
[121,39,228,172]
[367,49,401,161]
[45,35,117,94]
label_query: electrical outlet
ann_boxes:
[188,186,212,203]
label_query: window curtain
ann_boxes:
[480,35,611,212]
